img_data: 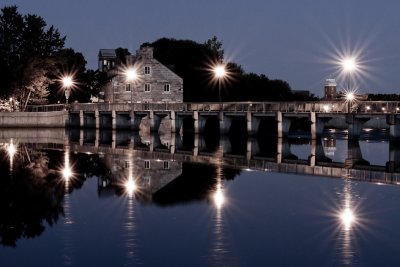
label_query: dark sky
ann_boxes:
[3,0,400,96]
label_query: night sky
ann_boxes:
[3,0,400,96]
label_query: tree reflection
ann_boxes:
[0,143,107,247]
[0,146,64,247]
[152,163,240,206]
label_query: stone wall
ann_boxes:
[0,111,68,128]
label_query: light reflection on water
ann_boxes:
[210,164,228,267]
[62,147,75,266]
[336,180,358,266]
[123,195,138,266]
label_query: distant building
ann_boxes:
[98,47,183,103]
[324,78,337,100]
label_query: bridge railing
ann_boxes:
[25,104,66,112]
[38,101,400,114]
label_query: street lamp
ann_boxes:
[62,76,74,105]
[213,64,226,103]
[345,92,355,112]
[125,68,138,105]
[342,57,357,92]
[341,57,358,113]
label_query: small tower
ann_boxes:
[324,78,337,100]
[98,49,117,72]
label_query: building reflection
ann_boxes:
[323,137,336,157]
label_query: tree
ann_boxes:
[204,35,224,61]
[45,48,108,104]
[0,6,65,109]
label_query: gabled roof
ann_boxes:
[98,49,117,59]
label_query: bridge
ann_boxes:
[65,101,400,140]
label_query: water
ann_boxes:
[1,129,400,266]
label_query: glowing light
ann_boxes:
[382,107,385,111]
[346,92,355,101]
[213,189,225,209]
[366,106,370,110]
[62,76,74,88]
[213,65,226,78]
[125,68,138,82]
[63,166,72,180]
[323,105,330,112]
[125,178,137,197]
[342,58,357,72]
[7,142,16,158]
[341,208,355,230]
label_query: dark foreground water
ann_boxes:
[1,129,400,266]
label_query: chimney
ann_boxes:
[137,47,153,59]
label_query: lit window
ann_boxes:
[144,83,151,92]
[163,161,170,169]
[144,66,151,75]
[163,84,170,93]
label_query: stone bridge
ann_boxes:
[67,101,400,140]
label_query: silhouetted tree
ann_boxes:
[47,48,105,103]
[367,94,400,101]
[0,6,65,109]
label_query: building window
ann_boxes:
[163,161,170,169]
[144,66,151,75]
[124,161,129,168]
[163,84,170,93]
[125,84,131,92]
[144,160,150,169]
[144,83,151,92]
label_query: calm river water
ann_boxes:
[1,129,400,267]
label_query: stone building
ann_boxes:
[323,78,337,100]
[98,47,183,103]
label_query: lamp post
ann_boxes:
[125,68,138,108]
[341,58,357,113]
[62,76,74,106]
[346,92,355,113]
[213,64,226,103]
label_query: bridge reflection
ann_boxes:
[64,129,400,177]
[1,128,400,198]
